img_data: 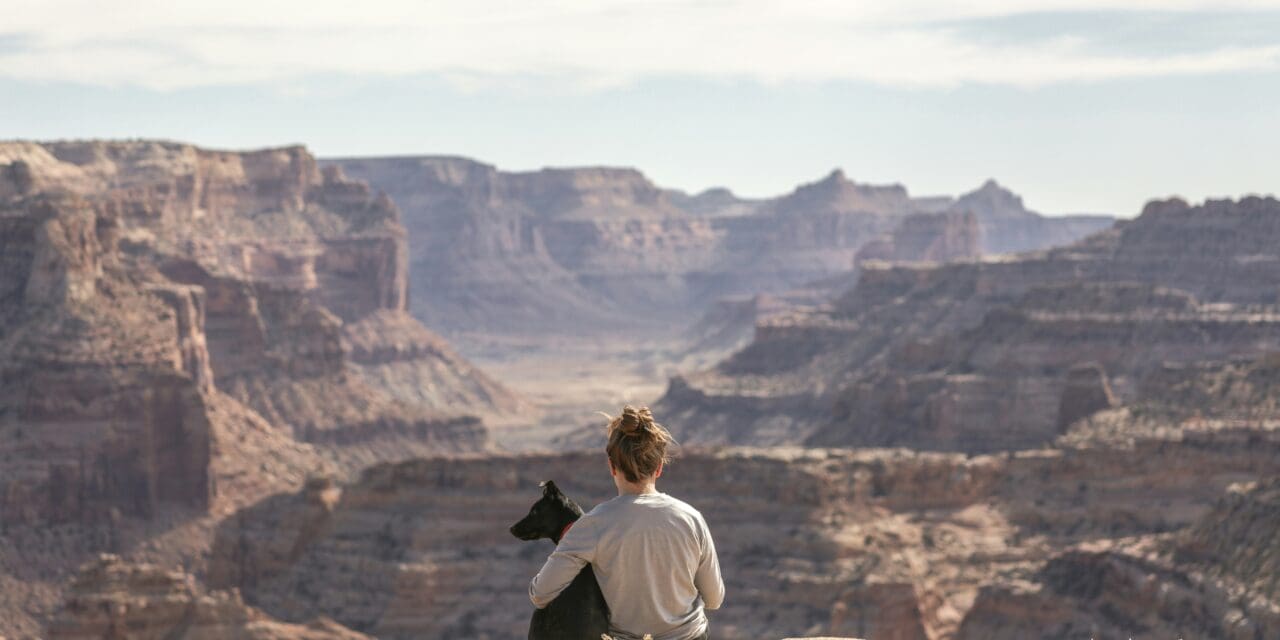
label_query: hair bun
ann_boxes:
[619,405,643,434]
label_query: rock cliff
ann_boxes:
[945,179,1112,255]
[328,158,1110,339]
[45,554,369,639]
[0,140,521,635]
[0,141,517,469]
[205,420,1280,640]
[956,477,1280,640]
[661,196,1280,452]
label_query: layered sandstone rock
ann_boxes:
[0,140,514,462]
[945,179,1112,255]
[1176,477,1280,602]
[0,140,518,635]
[328,158,1110,339]
[45,554,369,639]
[854,211,982,266]
[662,196,1280,452]
[0,193,216,524]
[956,478,1280,640]
[204,424,1280,640]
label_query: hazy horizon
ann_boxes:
[5,1,1280,216]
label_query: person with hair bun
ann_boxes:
[529,405,724,640]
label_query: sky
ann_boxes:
[3,0,1279,216]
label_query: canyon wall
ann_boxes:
[0,140,522,635]
[0,141,517,469]
[46,554,370,639]
[329,158,1111,339]
[205,414,1280,639]
[660,196,1280,452]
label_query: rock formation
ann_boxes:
[854,211,982,265]
[945,179,1113,255]
[45,554,369,639]
[328,158,1111,339]
[205,415,1280,640]
[956,477,1280,640]
[0,141,519,478]
[661,196,1280,452]
[0,140,522,635]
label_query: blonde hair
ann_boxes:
[604,405,674,483]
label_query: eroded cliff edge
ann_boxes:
[328,157,1112,339]
[0,140,524,635]
[659,196,1280,451]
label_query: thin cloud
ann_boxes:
[3,0,1280,90]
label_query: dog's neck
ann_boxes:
[556,521,574,544]
[552,513,581,545]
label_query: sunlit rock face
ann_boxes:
[660,196,1280,452]
[0,140,525,635]
[956,477,1280,640]
[0,141,539,530]
[328,158,1109,338]
[206,424,1280,640]
[0,193,216,524]
[45,554,370,640]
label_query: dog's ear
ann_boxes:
[539,480,561,496]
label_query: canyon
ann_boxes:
[0,141,521,635]
[202,405,1280,638]
[659,196,1280,452]
[330,158,1111,343]
[2,138,1276,640]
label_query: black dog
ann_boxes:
[510,481,610,640]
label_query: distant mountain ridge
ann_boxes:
[329,156,1115,338]
[657,195,1280,452]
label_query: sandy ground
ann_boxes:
[459,333,684,452]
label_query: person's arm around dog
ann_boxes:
[529,520,595,608]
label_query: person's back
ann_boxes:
[528,406,724,640]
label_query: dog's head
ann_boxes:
[509,480,584,543]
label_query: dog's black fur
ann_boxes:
[510,480,610,640]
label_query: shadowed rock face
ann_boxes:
[45,554,370,639]
[327,158,1111,338]
[660,196,1280,452]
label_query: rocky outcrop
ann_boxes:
[0,141,516,634]
[662,196,1280,452]
[328,157,1111,339]
[828,583,929,640]
[205,448,990,639]
[1176,478,1280,601]
[205,424,1280,640]
[0,194,216,524]
[855,211,982,265]
[957,479,1280,640]
[1055,364,1118,431]
[946,179,1113,255]
[1,141,514,465]
[45,554,369,639]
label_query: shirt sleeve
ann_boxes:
[528,521,596,609]
[695,517,725,610]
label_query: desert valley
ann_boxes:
[1,139,1278,640]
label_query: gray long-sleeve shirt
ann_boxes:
[529,492,724,640]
